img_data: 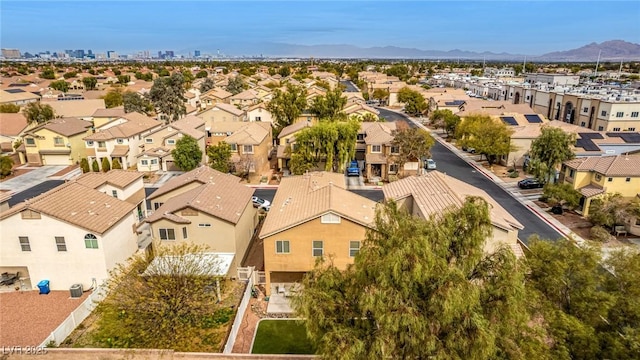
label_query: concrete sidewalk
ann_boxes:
[0,165,67,194]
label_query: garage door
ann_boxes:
[42,154,70,165]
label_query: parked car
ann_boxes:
[462,146,476,153]
[518,178,544,189]
[252,196,271,209]
[425,159,436,170]
[347,160,360,177]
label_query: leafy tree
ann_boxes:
[455,114,515,165]
[113,69,122,76]
[199,78,215,93]
[278,66,291,77]
[391,127,435,176]
[430,109,460,136]
[50,80,70,93]
[207,142,232,173]
[397,87,427,116]
[63,71,77,79]
[134,71,154,82]
[529,126,576,183]
[309,87,347,121]
[385,64,410,81]
[82,76,98,90]
[0,103,20,113]
[91,158,100,172]
[267,84,308,132]
[23,102,55,124]
[103,88,124,108]
[588,193,639,229]
[41,67,56,79]
[372,88,389,105]
[101,157,111,172]
[93,242,231,351]
[225,76,246,95]
[195,70,208,79]
[541,183,581,209]
[171,135,202,171]
[181,69,195,89]
[123,91,153,114]
[0,155,14,178]
[111,158,122,170]
[148,73,186,123]
[80,158,90,173]
[293,198,546,359]
[117,75,131,85]
[360,113,380,122]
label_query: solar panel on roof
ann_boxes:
[4,88,25,94]
[606,132,640,143]
[501,116,518,126]
[524,114,543,123]
[579,132,604,140]
[575,138,600,152]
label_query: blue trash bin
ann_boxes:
[37,280,50,295]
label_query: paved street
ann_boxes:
[340,80,359,92]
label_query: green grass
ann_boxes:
[251,320,315,354]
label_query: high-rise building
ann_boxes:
[74,49,85,58]
[107,51,118,59]
[194,50,201,57]
[1,49,21,59]
[165,51,174,58]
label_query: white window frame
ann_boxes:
[616,112,624,118]
[97,141,106,148]
[321,213,341,224]
[276,240,290,254]
[145,138,153,143]
[229,143,238,152]
[86,140,94,146]
[140,159,149,165]
[19,236,31,251]
[116,138,124,144]
[55,236,67,252]
[150,159,158,164]
[167,139,176,145]
[111,190,118,198]
[182,227,188,239]
[243,145,254,154]
[53,137,64,146]
[198,223,211,227]
[349,241,360,257]
[390,145,400,154]
[159,228,176,241]
[25,138,35,146]
[312,240,323,257]
[84,234,98,249]
[371,144,382,153]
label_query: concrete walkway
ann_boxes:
[0,165,67,194]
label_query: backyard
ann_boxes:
[251,319,315,355]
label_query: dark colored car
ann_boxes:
[518,178,544,189]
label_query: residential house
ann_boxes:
[138,115,206,172]
[561,155,640,227]
[200,88,233,109]
[0,170,144,290]
[198,103,246,123]
[48,99,106,120]
[260,172,377,295]
[229,89,260,110]
[0,113,30,154]
[84,112,162,170]
[276,121,313,172]
[91,107,126,128]
[246,102,274,124]
[21,117,92,166]
[0,89,40,105]
[383,172,524,256]
[343,102,380,119]
[206,122,273,182]
[145,168,257,272]
[0,193,10,212]
[75,169,147,220]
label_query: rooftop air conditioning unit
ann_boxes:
[70,283,83,298]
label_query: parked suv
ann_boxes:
[517,178,544,189]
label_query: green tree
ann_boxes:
[195,70,208,78]
[181,69,195,89]
[397,87,427,116]
[41,68,56,79]
[134,72,154,82]
[93,242,230,351]
[23,102,55,124]
[206,142,232,173]
[101,157,111,172]
[588,193,639,229]
[430,109,461,136]
[50,80,70,93]
[171,135,202,171]
[0,103,20,113]
[385,64,410,81]
[0,155,14,178]
[80,158,90,173]
[148,73,186,123]
[293,198,546,359]
[82,76,98,90]
[359,113,380,122]
[455,114,515,165]
[391,127,435,177]
[309,87,347,121]
[111,158,123,170]
[117,75,131,85]
[278,66,291,77]
[199,78,215,93]
[123,91,153,114]
[91,158,100,172]
[267,84,308,132]
[63,71,77,79]
[529,126,576,183]
[372,88,389,105]
[541,183,581,209]
[103,88,124,108]
[226,76,246,95]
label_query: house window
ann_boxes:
[167,139,176,145]
[613,127,621,132]
[631,112,639,118]
[154,202,163,210]
[54,137,64,146]
[86,141,94,146]
[349,241,360,257]
[598,126,604,131]
[19,236,31,251]
[198,223,211,227]
[581,122,586,127]
[159,228,176,241]
[182,227,188,239]
[390,145,399,154]
[98,141,106,148]
[243,145,254,154]
[629,128,636,131]
[601,110,607,116]
[569,169,575,178]
[116,138,124,144]
[357,134,365,141]
[389,164,399,174]
[145,138,153,143]
[84,234,98,249]
[312,240,323,257]
[229,143,237,152]
[25,138,35,146]
[583,107,588,113]
[595,174,602,182]
[140,159,148,165]
[55,236,67,251]
[321,213,341,224]
[255,116,261,122]
[112,190,118,198]
[150,159,158,164]
[371,145,381,153]
[626,177,631,182]
[276,240,290,254]
[21,209,41,219]
[616,112,624,118]
[608,177,613,182]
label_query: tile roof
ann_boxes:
[224,122,271,145]
[110,145,130,157]
[564,154,640,177]
[0,89,40,103]
[85,113,160,140]
[47,99,106,118]
[27,117,91,137]
[0,113,29,136]
[278,121,312,139]
[362,122,395,144]
[344,103,380,116]
[578,184,606,198]
[146,182,253,225]
[75,170,144,189]
[230,89,259,101]
[202,88,233,100]
[210,103,245,116]
[0,182,136,234]
[147,165,242,200]
[136,147,172,158]
[383,172,523,232]
[92,108,126,118]
[260,172,377,238]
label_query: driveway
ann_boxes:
[0,166,67,194]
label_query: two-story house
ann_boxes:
[84,112,162,170]
[206,122,273,182]
[137,115,206,172]
[561,155,640,222]
[198,103,246,124]
[21,117,92,166]
[145,167,257,271]
[275,121,313,172]
[48,99,106,120]
[358,122,418,182]
[0,113,30,155]
[0,170,144,290]
[259,172,377,295]
[246,103,274,124]
[229,89,260,110]
[91,108,126,128]
[200,88,233,109]
[75,169,147,221]
[383,172,524,256]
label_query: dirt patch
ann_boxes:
[142,172,160,184]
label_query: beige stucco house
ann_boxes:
[21,117,92,166]
[198,103,246,123]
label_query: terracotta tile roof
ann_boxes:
[92,108,126,118]
[173,115,205,130]
[75,170,144,189]
[564,155,640,176]
[209,103,245,116]
[344,103,380,116]
[47,99,106,118]
[148,165,241,200]
[276,145,289,159]
[247,102,268,112]
[146,182,253,225]
[202,88,232,100]
[363,122,395,145]
[578,184,606,198]
[260,172,377,238]
[27,117,91,137]
[230,89,259,101]
[383,172,523,232]
[0,89,40,103]
[110,145,130,157]
[365,152,388,164]
[0,113,29,136]
[224,122,271,145]
[0,182,136,235]
[85,113,160,140]
[278,121,312,139]
[136,147,172,158]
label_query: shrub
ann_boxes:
[590,226,613,243]
[509,171,519,178]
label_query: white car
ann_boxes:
[252,196,270,210]
[426,159,436,170]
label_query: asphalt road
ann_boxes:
[340,80,359,92]
[7,180,65,207]
[377,108,417,127]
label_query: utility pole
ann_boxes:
[618,58,623,79]
[594,50,602,78]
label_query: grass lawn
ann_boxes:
[251,320,315,354]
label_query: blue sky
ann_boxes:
[2,1,639,56]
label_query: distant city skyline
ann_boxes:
[2,1,639,56]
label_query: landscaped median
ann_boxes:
[251,319,315,355]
